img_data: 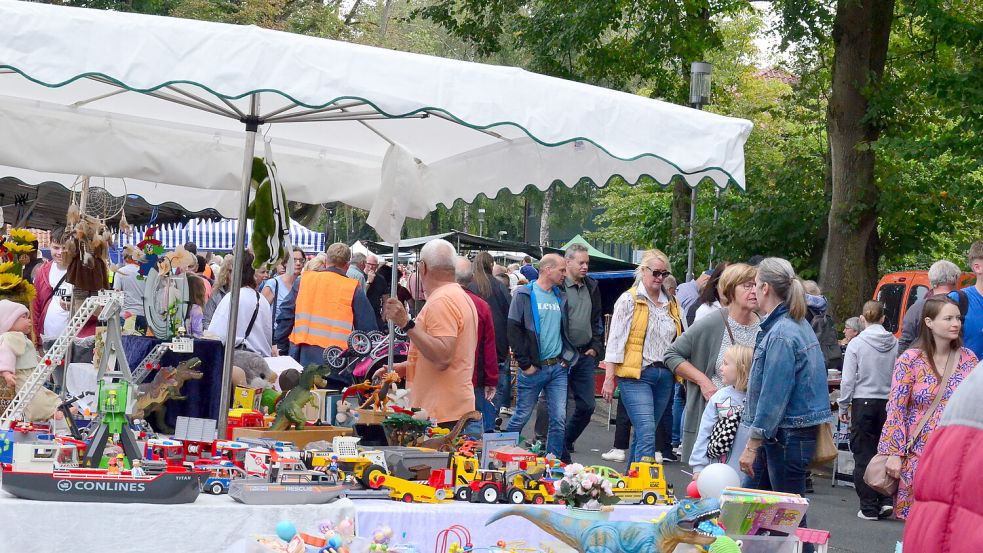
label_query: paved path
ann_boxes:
[513,405,904,553]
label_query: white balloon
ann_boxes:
[697,463,741,499]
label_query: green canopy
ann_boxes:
[560,234,624,262]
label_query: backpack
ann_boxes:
[811,312,842,370]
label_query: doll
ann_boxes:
[0,300,61,421]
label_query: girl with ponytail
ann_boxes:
[737,258,831,552]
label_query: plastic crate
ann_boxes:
[730,534,798,553]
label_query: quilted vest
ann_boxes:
[615,287,683,379]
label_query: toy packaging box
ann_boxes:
[719,487,809,537]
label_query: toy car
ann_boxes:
[198,461,248,495]
[586,465,627,488]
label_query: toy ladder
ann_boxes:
[0,291,123,429]
[130,343,170,385]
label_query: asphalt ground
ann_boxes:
[508,404,905,553]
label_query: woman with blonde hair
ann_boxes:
[738,258,830,548]
[665,262,761,463]
[601,249,684,464]
[203,254,235,327]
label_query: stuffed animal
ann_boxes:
[63,209,110,292]
[232,349,276,389]
[246,155,291,270]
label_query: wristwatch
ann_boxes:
[400,318,416,333]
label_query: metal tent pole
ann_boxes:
[686,185,697,281]
[386,240,399,373]
[217,94,260,439]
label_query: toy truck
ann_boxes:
[198,461,248,495]
[612,460,677,505]
[373,470,452,503]
[303,437,389,489]
[505,471,557,504]
[448,453,480,500]
[467,469,509,503]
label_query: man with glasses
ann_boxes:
[363,254,390,329]
[504,254,580,459]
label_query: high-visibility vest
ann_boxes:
[289,270,358,349]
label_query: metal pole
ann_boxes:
[709,187,721,268]
[386,240,399,373]
[217,94,260,439]
[686,185,697,282]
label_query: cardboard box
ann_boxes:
[232,425,352,449]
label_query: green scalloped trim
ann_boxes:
[1,65,744,190]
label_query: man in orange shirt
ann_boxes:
[383,239,478,428]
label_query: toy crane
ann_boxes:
[0,290,124,429]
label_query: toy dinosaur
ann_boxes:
[361,371,402,411]
[269,364,327,431]
[486,498,722,553]
[134,358,203,432]
[342,379,381,404]
[418,411,481,452]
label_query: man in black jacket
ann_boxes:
[504,254,579,459]
[533,245,604,462]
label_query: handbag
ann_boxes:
[707,405,743,459]
[234,290,262,352]
[864,351,957,496]
[810,422,838,467]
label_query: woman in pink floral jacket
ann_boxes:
[877,297,978,519]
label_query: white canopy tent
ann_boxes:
[0,0,752,435]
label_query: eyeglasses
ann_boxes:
[643,267,671,279]
[739,282,755,291]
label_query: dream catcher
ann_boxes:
[63,177,127,311]
[142,253,190,340]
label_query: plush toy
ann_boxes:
[246,155,291,270]
[136,227,164,278]
[233,349,276,389]
[708,536,743,553]
[335,399,357,427]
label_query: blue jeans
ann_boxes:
[493,361,512,413]
[563,354,598,455]
[618,365,674,464]
[475,394,497,433]
[742,426,818,553]
[504,364,568,458]
[671,383,685,447]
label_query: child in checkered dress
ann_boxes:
[689,344,753,477]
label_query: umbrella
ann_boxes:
[0,0,752,435]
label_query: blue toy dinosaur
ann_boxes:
[486,498,722,553]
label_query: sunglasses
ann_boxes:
[643,267,671,279]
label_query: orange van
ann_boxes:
[873,271,976,337]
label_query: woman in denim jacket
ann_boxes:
[738,258,831,546]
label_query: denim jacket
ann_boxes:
[744,303,831,440]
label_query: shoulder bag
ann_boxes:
[234,290,262,352]
[864,351,957,495]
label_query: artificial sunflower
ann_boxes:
[4,242,34,255]
[0,261,13,274]
[0,273,23,290]
[7,228,37,245]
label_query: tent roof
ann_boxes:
[560,234,623,262]
[366,230,635,271]
[0,1,752,243]
[0,175,219,229]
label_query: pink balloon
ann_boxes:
[686,480,701,498]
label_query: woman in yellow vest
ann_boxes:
[600,249,684,465]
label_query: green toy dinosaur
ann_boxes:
[708,536,743,552]
[268,364,326,431]
[486,498,722,553]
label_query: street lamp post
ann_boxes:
[686,61,712,282]
[478,208,486,237]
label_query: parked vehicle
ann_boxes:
[873,271,975,336]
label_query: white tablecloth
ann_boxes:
[0,491,669,553]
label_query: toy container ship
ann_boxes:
[1,440,208,504]
[228,458,347,505]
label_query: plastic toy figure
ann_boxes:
[106,454,123,475]
[131,459,146,477]
[328,456,340,477]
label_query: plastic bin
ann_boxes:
[730,534,798,553]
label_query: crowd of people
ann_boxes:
[20,225,983,538]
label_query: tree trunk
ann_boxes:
[820,0,895,322]
[671,179,691,244]
[461,205,471,235]
[429,210,440,235]
[539,185,554,246]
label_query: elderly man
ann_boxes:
[347,252,368,287]
[504,253,579,458]
[383,240,479,429]
[898,260,962,353]
[363,254,390,328]
[454,256,499,434]
[275,242,377,366]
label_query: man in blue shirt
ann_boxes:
[504,254,579,458]
[949,240,983,358]
[519,255,539,282]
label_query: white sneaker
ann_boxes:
[601,448,626,462]
[857,510,879,521]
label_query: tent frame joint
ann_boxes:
[240,114,262,132]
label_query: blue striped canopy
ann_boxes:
[118,218,325,254]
